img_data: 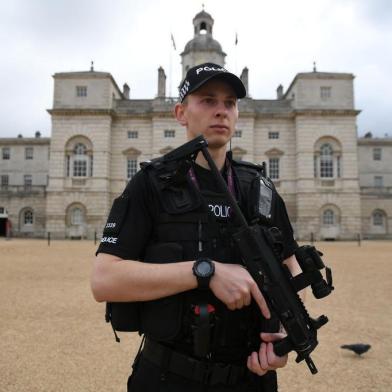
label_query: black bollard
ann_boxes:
[310,232,314,245]
[48,232,51,246]
[94,231,97,245]
[357,233,361,247]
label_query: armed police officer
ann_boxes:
[91,63,302,391]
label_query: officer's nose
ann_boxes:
[214,101,228,118]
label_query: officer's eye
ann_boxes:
[202,97,215,105]
[225,100,236,108]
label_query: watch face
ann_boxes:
[197,260,212,277]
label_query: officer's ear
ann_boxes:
[174,101,188,127]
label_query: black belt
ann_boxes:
[142,338,248,386]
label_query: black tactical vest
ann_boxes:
[122,154,279,362]
[105,154,280,360]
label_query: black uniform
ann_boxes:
[97,154,298,392]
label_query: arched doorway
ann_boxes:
[66,203,87,239]
[0,206,8,236]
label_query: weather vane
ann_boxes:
[90,61,94,72]
[313,61,317,72]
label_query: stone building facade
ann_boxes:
[0,132,49,237]
[0,10,391,240]
[358,135,392,238]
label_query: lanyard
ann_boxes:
[188,159,236,197]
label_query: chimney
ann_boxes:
[123,83,130,99]
[17,134,23,138]
[35,131,41,138]
[240,67,249,96]
[157,66,166,97]
[276,84,284,99]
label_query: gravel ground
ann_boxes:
[0,239,391,391]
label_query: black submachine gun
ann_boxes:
[175,135,334,374]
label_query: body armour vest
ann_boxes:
[129,153,280,363]
[105,153,280,364]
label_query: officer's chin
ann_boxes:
[204,135,230,150]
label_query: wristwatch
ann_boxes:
[193,258,215,290]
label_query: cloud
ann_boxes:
[0,0,391,137]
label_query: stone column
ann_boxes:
[157,66,166,98]
[240,67,249,96]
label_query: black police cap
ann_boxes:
[178,62,246,102]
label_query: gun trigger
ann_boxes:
[273,336,292,357]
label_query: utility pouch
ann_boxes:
[140,242,185,341]
[106,301,141,332]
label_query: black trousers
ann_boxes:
[127,354,277,392]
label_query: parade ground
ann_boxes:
[0,239,391,391]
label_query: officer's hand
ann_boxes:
[247,332,288,376]
[209,262,270,319]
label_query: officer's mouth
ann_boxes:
[209,124,229,133]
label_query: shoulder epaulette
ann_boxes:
[140,156,165,170]
[231,158,267,177]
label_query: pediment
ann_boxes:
[265,148,284,156]
[231,146,247,155]
[122,147,141,156]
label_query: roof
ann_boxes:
[358,137,392,146]
[0,137,50,146]
[53,70,123,98]
[193,10,214,21]
[284,71,354,99]
[182,34,225,55]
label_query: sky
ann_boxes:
[0,0,391,138]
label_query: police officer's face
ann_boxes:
[175,79,239,149]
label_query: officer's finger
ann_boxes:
[266,342,288,368]
[235,299,244,309]
[247,352,267,376]
[260,332,286,343]
[250,285,271,319]
[243,292,251,307]
[259,342,271,371]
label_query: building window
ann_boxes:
[1,175,9,189]
[127,159,138,179]
[269,158,280,180]
[24,175,32,188]
[268,132,279,139]
[71,208,84,225]
[73,143,88,177]
[24,210,34,225]
[234,130,242,138]
[373,211,384,226]
[2,147,10,160]
[25,147,34,160]
[374,176,383,187]
[76,86,87,97]
[320,144,334,178]
[322,209,335,226]
[164,130,175,138]
[373,148,382,161]
[128,131,139,139]
[73,160,87,177]
[320,87,331,100]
